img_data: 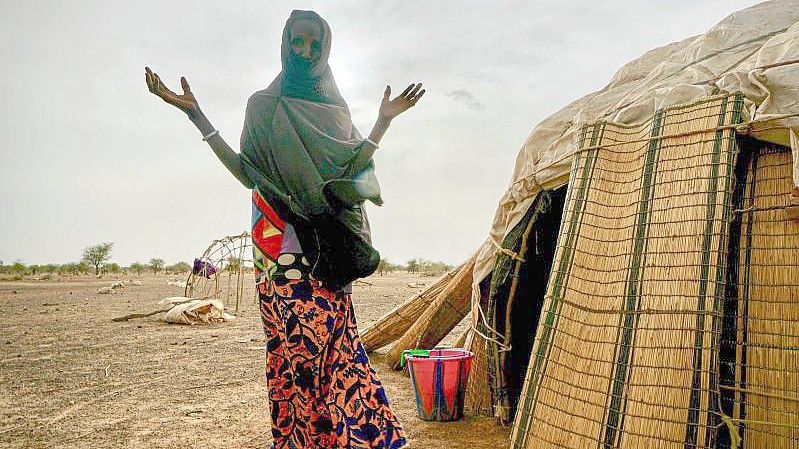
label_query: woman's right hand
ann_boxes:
[145,67,200,118]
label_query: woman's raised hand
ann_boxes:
[379,83,425,120]
[145,67,200,117]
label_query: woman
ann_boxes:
[145,10,423,449]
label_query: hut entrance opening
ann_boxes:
[487,185,567,423]
[508,185,567,419]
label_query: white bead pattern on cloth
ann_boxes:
[284,269,302,280]
[278,254,296,266]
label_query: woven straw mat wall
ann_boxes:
[509,93,762,449]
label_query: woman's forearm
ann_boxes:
[189,110,254,189]
[348,115,392,175]
[367,115,392,144]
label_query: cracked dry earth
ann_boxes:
[0,273,508,448]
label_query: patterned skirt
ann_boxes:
[252,189,407,449]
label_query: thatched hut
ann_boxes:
[363,0,799,447]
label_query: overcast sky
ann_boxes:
[0,0,766,267]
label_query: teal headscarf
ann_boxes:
[240,10,381,220]
[239,10,381,288]
[279,10,345,107]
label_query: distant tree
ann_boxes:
[226,256,241,273]
[82,242,113,274]
[104,262,121,274]
[10,261,26,275]
[43,264,59,273]
[421,260,452,276]
[403,258,452,276]
[129,262,146,276]
[61,262,86,275]
[167,261,191,274]
[28,264,41,275]
[149,258,165,274]
[377,258,393,276]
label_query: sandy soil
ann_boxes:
[0,273,508,448]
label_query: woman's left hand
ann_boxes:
[379,83,425,120]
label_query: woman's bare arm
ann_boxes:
[144,67,253,189]
[349,83,426,174]
[188,109,253,188]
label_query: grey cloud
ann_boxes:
[446,89,485,111]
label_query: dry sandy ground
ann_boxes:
[0,273,508,448]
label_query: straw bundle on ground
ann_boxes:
[360,268,457,351]
[511,93,748,449]
[384,258,475,369]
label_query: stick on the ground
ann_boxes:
[66,429,95,443]
[181,380,244,391]
[0,423,24,435]
[243,430,270,447]
[111,308,172,322]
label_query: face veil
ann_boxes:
[279,10,346,107]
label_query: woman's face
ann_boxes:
[289,19,322,62]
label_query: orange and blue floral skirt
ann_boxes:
[252,189,407,449]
